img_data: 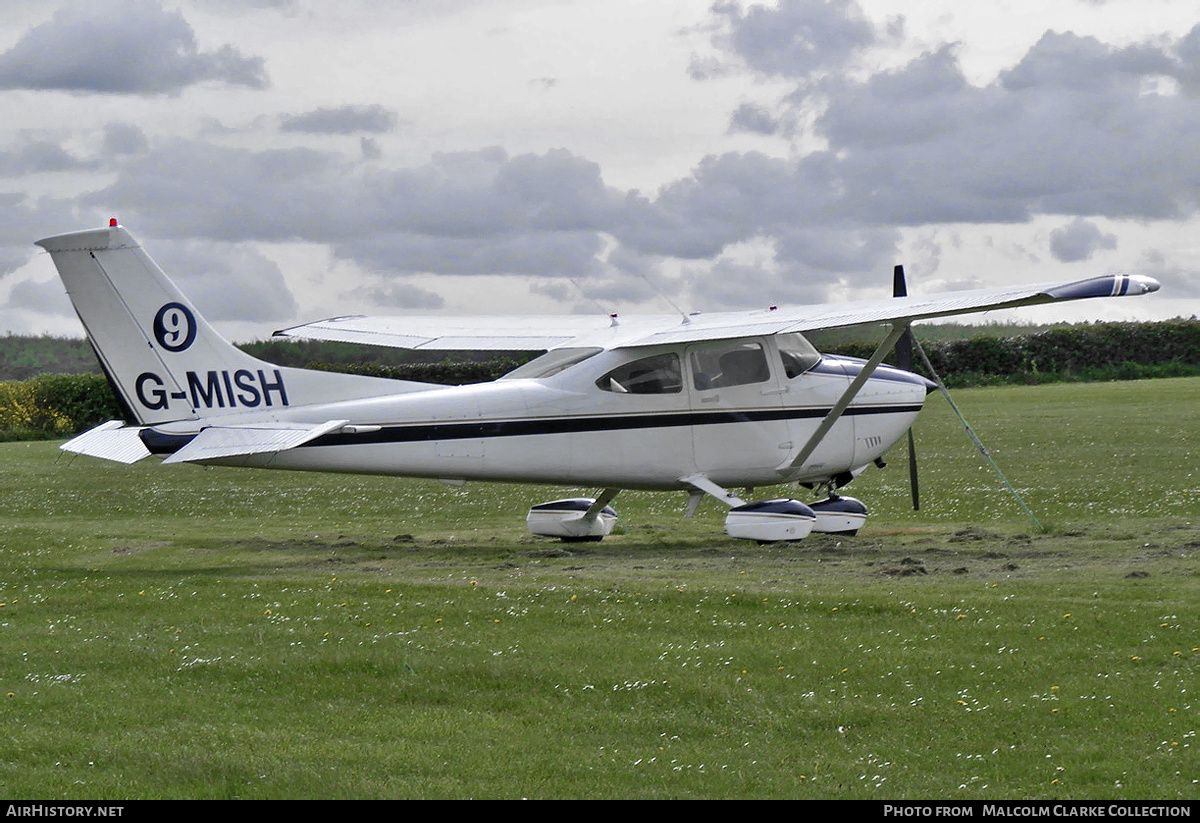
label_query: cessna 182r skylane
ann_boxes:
[37,222,1160,542]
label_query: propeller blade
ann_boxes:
[907,429,920,510]
[894,264,919,510]
[892,264,908,298]
[893,265,914,370]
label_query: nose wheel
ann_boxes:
[682,474,869,541]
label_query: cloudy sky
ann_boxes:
[2,0,1198,341]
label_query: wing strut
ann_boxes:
[679,474,747,509]
[783,321,911,472]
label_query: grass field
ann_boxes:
[1,378,1196,799]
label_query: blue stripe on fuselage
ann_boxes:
[140,403,924,455]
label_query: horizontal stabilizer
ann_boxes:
[61,421,151,464]
[161,420,349,464]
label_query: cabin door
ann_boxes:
[685,338,790,484]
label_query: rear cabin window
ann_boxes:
[596,353,682,394]
[690,342,770,390]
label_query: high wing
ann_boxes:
[275,274,1160,352]
[274,313,647,351]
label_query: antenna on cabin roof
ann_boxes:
[631,268,690,323]
[567,278,613,316]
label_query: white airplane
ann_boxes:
[37,221,1160,542]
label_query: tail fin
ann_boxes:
[36,223,426,426]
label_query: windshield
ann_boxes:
[777,333,821,378]
[500,347,603,379]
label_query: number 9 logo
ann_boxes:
[153,303,197,352]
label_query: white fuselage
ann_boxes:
[149,336,930,491]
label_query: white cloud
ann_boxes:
[0,0,267,95]
[1050,218,1118,262]
[280,104,398,135]
[2,0,1194,334]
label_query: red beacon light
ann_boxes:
[109,218,118,227]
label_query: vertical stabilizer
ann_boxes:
[36,223,427,426]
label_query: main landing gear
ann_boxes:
[525,480,868,543]
[526,489,620,542]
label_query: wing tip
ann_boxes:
[1043,274,1160,301]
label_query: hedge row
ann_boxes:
[2,320,1196,440]
[0,373,125,442]
[305,357,529,384]
[837,320,1200,387]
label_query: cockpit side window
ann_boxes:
[777,333,821,378]
[596,353,682,394]
[690,342,770,390]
